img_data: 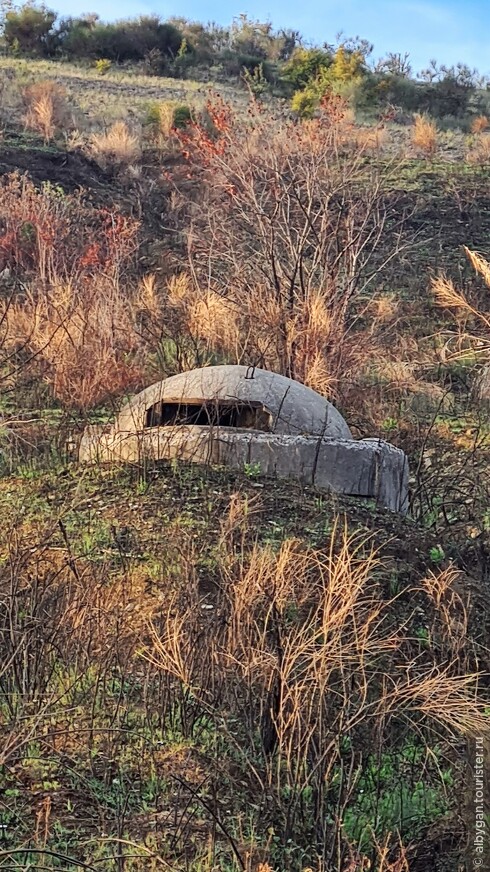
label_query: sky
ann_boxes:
[50,0,490,76]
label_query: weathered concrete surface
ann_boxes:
[115,365,352,440]
[79,366,409,513]
[79,426,409,513]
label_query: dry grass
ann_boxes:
[464,245,490,288]
[22,80,70,142]
[144,518,489,863]
[433,248,490,390]
[433,247,490,331]
[1,472,488,868]
[156,100,177,139]
[7,279,144,409]
[353,124,389,151]
[467,132,490,165]
[160,274,383,401]
[471,114,489,134]
[412,113,438,157]
[432,274,470,313]
[90,120,141,168]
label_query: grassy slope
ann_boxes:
[1,460,487,870]
[0,57,252,128]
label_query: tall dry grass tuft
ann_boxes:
[90,120,141,168]
[471,114,489,134]
[433,248,490,332]
[422,566,468,655]
[144,519,490,862]
[467,133,490,166]
[157,100,177,138]
[412,113,438,157]
[187,290,240,353]
[22,81,70,142]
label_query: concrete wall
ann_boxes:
[79,425,409,513]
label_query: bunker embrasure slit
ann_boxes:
[144,399,273,431]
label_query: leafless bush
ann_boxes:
[169,98,412,402]
[7,279,144,408]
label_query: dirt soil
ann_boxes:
[0,142,112,192]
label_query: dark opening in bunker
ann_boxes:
[144,400,272,431]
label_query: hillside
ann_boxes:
[1,46,490,872]
[1,461,489,871]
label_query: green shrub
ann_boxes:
[72,16,183,64]
[54,15,95,58]
[4,2,56,56]
[94,57,111,75]
[288,45,370,116]
[172,103,193,128]
[291,85,319,118]
[143,100,193,141]
[242,62,269,96]
[282,47,333,91]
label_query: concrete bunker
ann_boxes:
[79,365,409,513]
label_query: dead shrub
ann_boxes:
[22,80,70,142]
[7,279,143,409]
[170,98,413,405]
[0,177,142,408]
[90,120,141,168]
[0,173,139,284]
[412,113,438,157]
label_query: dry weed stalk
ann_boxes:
[422,566,468,655]
[433,247,490,333]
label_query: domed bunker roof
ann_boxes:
[116,365,352,440]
